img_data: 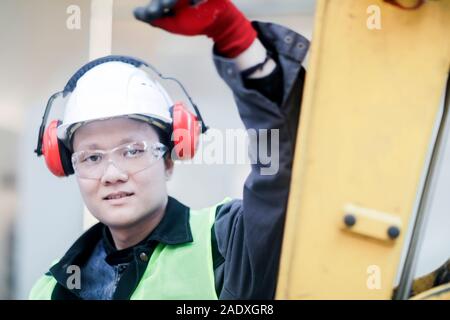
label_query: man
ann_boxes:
[30,0,309,299]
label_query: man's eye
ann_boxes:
[82,154,102,163]
[124,148,145,158]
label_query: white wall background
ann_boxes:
[1,0,90,299]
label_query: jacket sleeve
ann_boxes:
[211,21,309,299]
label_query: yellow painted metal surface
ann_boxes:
[410,283,450,300]
[342,204,402,243]
[277,0,450,299]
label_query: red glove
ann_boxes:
[384,0,425,10]
[134,0,257,58]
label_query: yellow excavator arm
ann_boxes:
[276,0,450,300]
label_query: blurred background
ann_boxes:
[0,0,447,299]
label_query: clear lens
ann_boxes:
[72,141,167,179]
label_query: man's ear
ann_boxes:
[164,155,174,180]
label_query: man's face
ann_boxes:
[72,117,173,230]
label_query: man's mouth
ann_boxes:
[103,192,134,200]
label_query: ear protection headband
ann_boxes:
[34,55,208,177]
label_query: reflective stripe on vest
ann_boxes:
[29,197,231,300]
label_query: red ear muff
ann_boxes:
[171,102,201,160]
[42,120,73,177]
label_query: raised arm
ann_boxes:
[134,0,309,298]
[212,22,308,298]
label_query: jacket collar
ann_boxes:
[49,196,192,288]
[102,196,193,263]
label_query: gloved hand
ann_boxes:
[134,0,257,58]
[384,0,425,10]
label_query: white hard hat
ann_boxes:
[57,61,173,144]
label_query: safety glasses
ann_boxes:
[71,141,168,180]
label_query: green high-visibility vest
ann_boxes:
[29,198,230,300]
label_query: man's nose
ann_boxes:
[100,160,129,185]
